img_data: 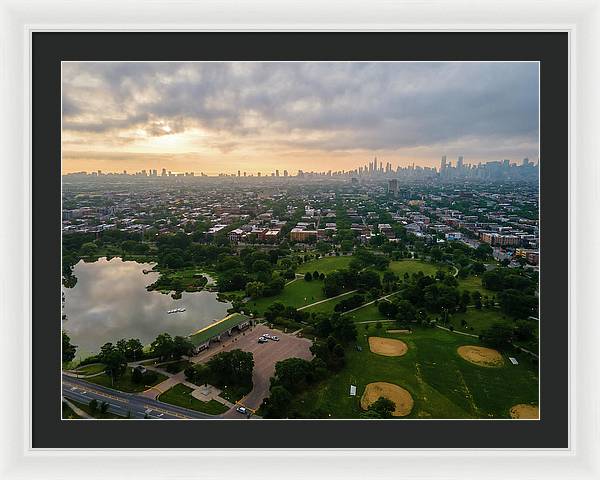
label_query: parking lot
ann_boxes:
[195,324,313,416]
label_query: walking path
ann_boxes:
[297,289,358,310]
[341,289,401,315]
[435,324,478,338]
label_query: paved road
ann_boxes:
[62,375,219,420]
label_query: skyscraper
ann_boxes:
[457,156,464,169]
[441,155,447,171]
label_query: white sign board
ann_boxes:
[349,385,357,396]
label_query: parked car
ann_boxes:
[262,333,271,339]
[258,337,268,343]
[236,406,247,414]
[271,336,279,341]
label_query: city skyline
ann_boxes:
[62,62,540,174]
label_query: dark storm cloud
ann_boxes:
[62,61,539,152]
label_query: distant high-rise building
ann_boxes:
[457,156,464,169]
[388,179,399,195]
[123,170,127,175]
[243,171,247,177]
[283,170,288,177]
[275,169,279,177]
[161,168,166,176]
[522,158,530,166]
[258,172,261,177]
[441,155,447,171]
[237,170,241,177]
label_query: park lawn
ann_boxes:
[248,278,327,314]
[220,384,252,404]
[446,307,513,335]
[388,259,442,278]
[73,363,106,375]
[288,327,538,419]
[84,368,168,393]
[157,360,193,374]
[158,384,229,415]
[457,275,494,297]
[344,302,391,323]
[297,255,353,274]
[300,290,359,315]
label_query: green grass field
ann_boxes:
[158,384,229,415]
[388,259,444,278]
[297,255,353,274]
[72,363,106,375]
[300,290,360,315]
[289,326,538,419]
[248,278,327,314]
[84,368,168,393]
[447,307,510,335]
[457,275,494,297]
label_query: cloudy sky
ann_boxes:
[62,62,539,174]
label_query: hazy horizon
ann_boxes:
[62,61,539,175]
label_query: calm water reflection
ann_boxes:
[62,257,231,358]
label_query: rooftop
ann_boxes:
[188,313,252,346]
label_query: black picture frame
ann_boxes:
[34,32,568,448]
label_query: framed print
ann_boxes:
[1,0,599,479]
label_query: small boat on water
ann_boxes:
[167,308,186,314]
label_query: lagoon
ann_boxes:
[62,257,231,358]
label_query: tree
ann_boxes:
[459,291,471,313]
[430,247,443,262]
[272,357,314,393]
[252,259,272,274]
[474,243,493,260]
[100,401,109,414]
[514,320,536,341]
[472,291,482,309]
[125,338,144,362]
[395,299,417,324]
[62,331,77,363]
[480,322,514,349]
[304,272,313,281]
[498,289,538,319]
[151,333,175,361]
[79,242,99,257]
[262,385,293,418]
[382,271,397,291]
[378,300,398,319]
[173,336,194,359]
[99,343,127,385]
[369,396,395,417]
[207,349,254,388]
[89,399,98,414]
[245,281,266,299]
[340,239,354,253]
[472,262,486,275]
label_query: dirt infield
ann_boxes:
[457,345,504,367]
[510,404,539,419]
[368,337,408,356]
[386,329,411,334]
[360,382,414,416]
